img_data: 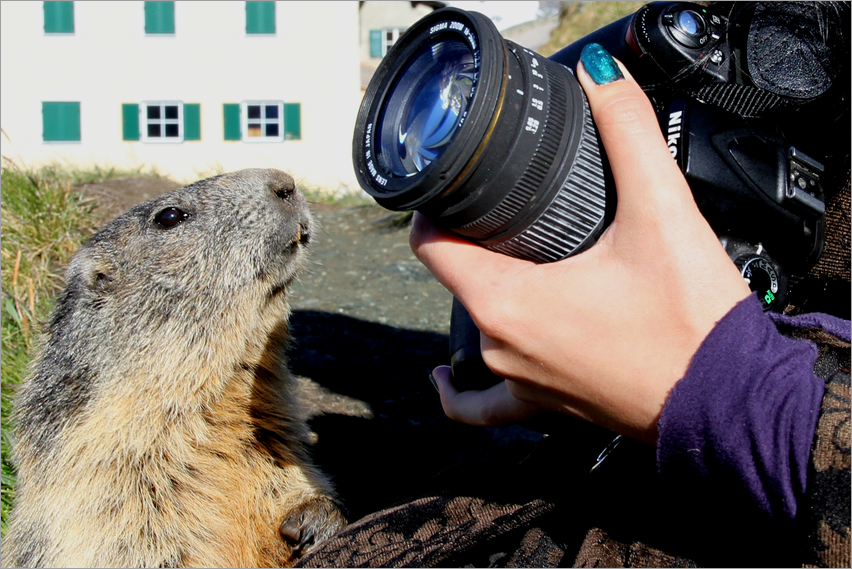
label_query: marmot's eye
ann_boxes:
[155,207,188,229]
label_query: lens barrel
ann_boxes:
[353,7,613,263]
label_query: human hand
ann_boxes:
[411,45,752,444]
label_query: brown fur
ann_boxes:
[2,169,345,567]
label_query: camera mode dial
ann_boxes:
[736,254,781,311]
[722,237,787,312]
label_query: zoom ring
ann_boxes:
[458,54,567,239]
[490,95,607,263]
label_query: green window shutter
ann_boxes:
[145,1,175,34]
[122,103,140,141]
[246,1,275,34]
[43,102,81,142]
[183,103,201,140]
[369,29,382,58]
[44,1,74,33]
[223,104,241,140]
[284,103,301,140]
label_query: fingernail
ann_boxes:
[580,43,623,85]
[427,368,440,393]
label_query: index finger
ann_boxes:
[576,45,693,215]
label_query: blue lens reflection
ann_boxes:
[676,10,701,36]
[377,39,476,177]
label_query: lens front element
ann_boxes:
[377,40,476,177]
[353,7,613,263]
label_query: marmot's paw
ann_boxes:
[279,496,347,555]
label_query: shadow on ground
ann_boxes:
[288,310,543,520]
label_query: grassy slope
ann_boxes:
[0,160,163,535]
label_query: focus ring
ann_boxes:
[457,51,567,239]
[490,93,607,263]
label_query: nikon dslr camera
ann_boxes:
[352,2,849,390]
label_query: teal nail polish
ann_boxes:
[580,43,623,85]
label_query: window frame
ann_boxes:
[240,100,284,143]
[140,101,184,143]
[383,28,404,56]
[370,27,405,58]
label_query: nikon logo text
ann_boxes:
[666,111,682,159]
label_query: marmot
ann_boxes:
[1,169,346,567]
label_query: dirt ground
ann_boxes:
[77,175,544,520]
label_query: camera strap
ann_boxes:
[687,82,793,119]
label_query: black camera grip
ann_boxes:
[449,297,504,391]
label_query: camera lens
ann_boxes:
[354,8,613,263]
[376,39,475,177]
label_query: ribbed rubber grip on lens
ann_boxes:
[490,96,607,263]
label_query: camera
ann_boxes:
[352,2,847,391]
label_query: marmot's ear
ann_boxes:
[66,245,118,295]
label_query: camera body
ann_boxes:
[352,2,847,391]
[547,1,834,312]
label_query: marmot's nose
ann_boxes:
[267,174,296,202]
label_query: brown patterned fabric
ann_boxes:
[299,340,850,568]
[808,175,851,283]
[801,342,851,568]
[295,495,555,567]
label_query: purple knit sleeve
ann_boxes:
[657,294,836,521]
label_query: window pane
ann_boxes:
[165,123,179,137]
[247,105,261,119]
[147,106,161,120]
[265,123,279,137]
[247,124,262,137]
[148,124,162,137]
[265,105,278,119]
[165,105,179,120]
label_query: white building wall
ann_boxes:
[0,1,363,191]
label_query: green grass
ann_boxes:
[0,159,161,536]
[298,180,372,207]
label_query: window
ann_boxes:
[246,1,275,34]
[143,102,181,141]
[244,101,282,141]
[44,1,74,34]
[145,1,175,34]
[223,102,300,141]
[43,102,81,142]
[121,102,200,142]
[369,28,404,58]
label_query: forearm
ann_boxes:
[657,293,840,520]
